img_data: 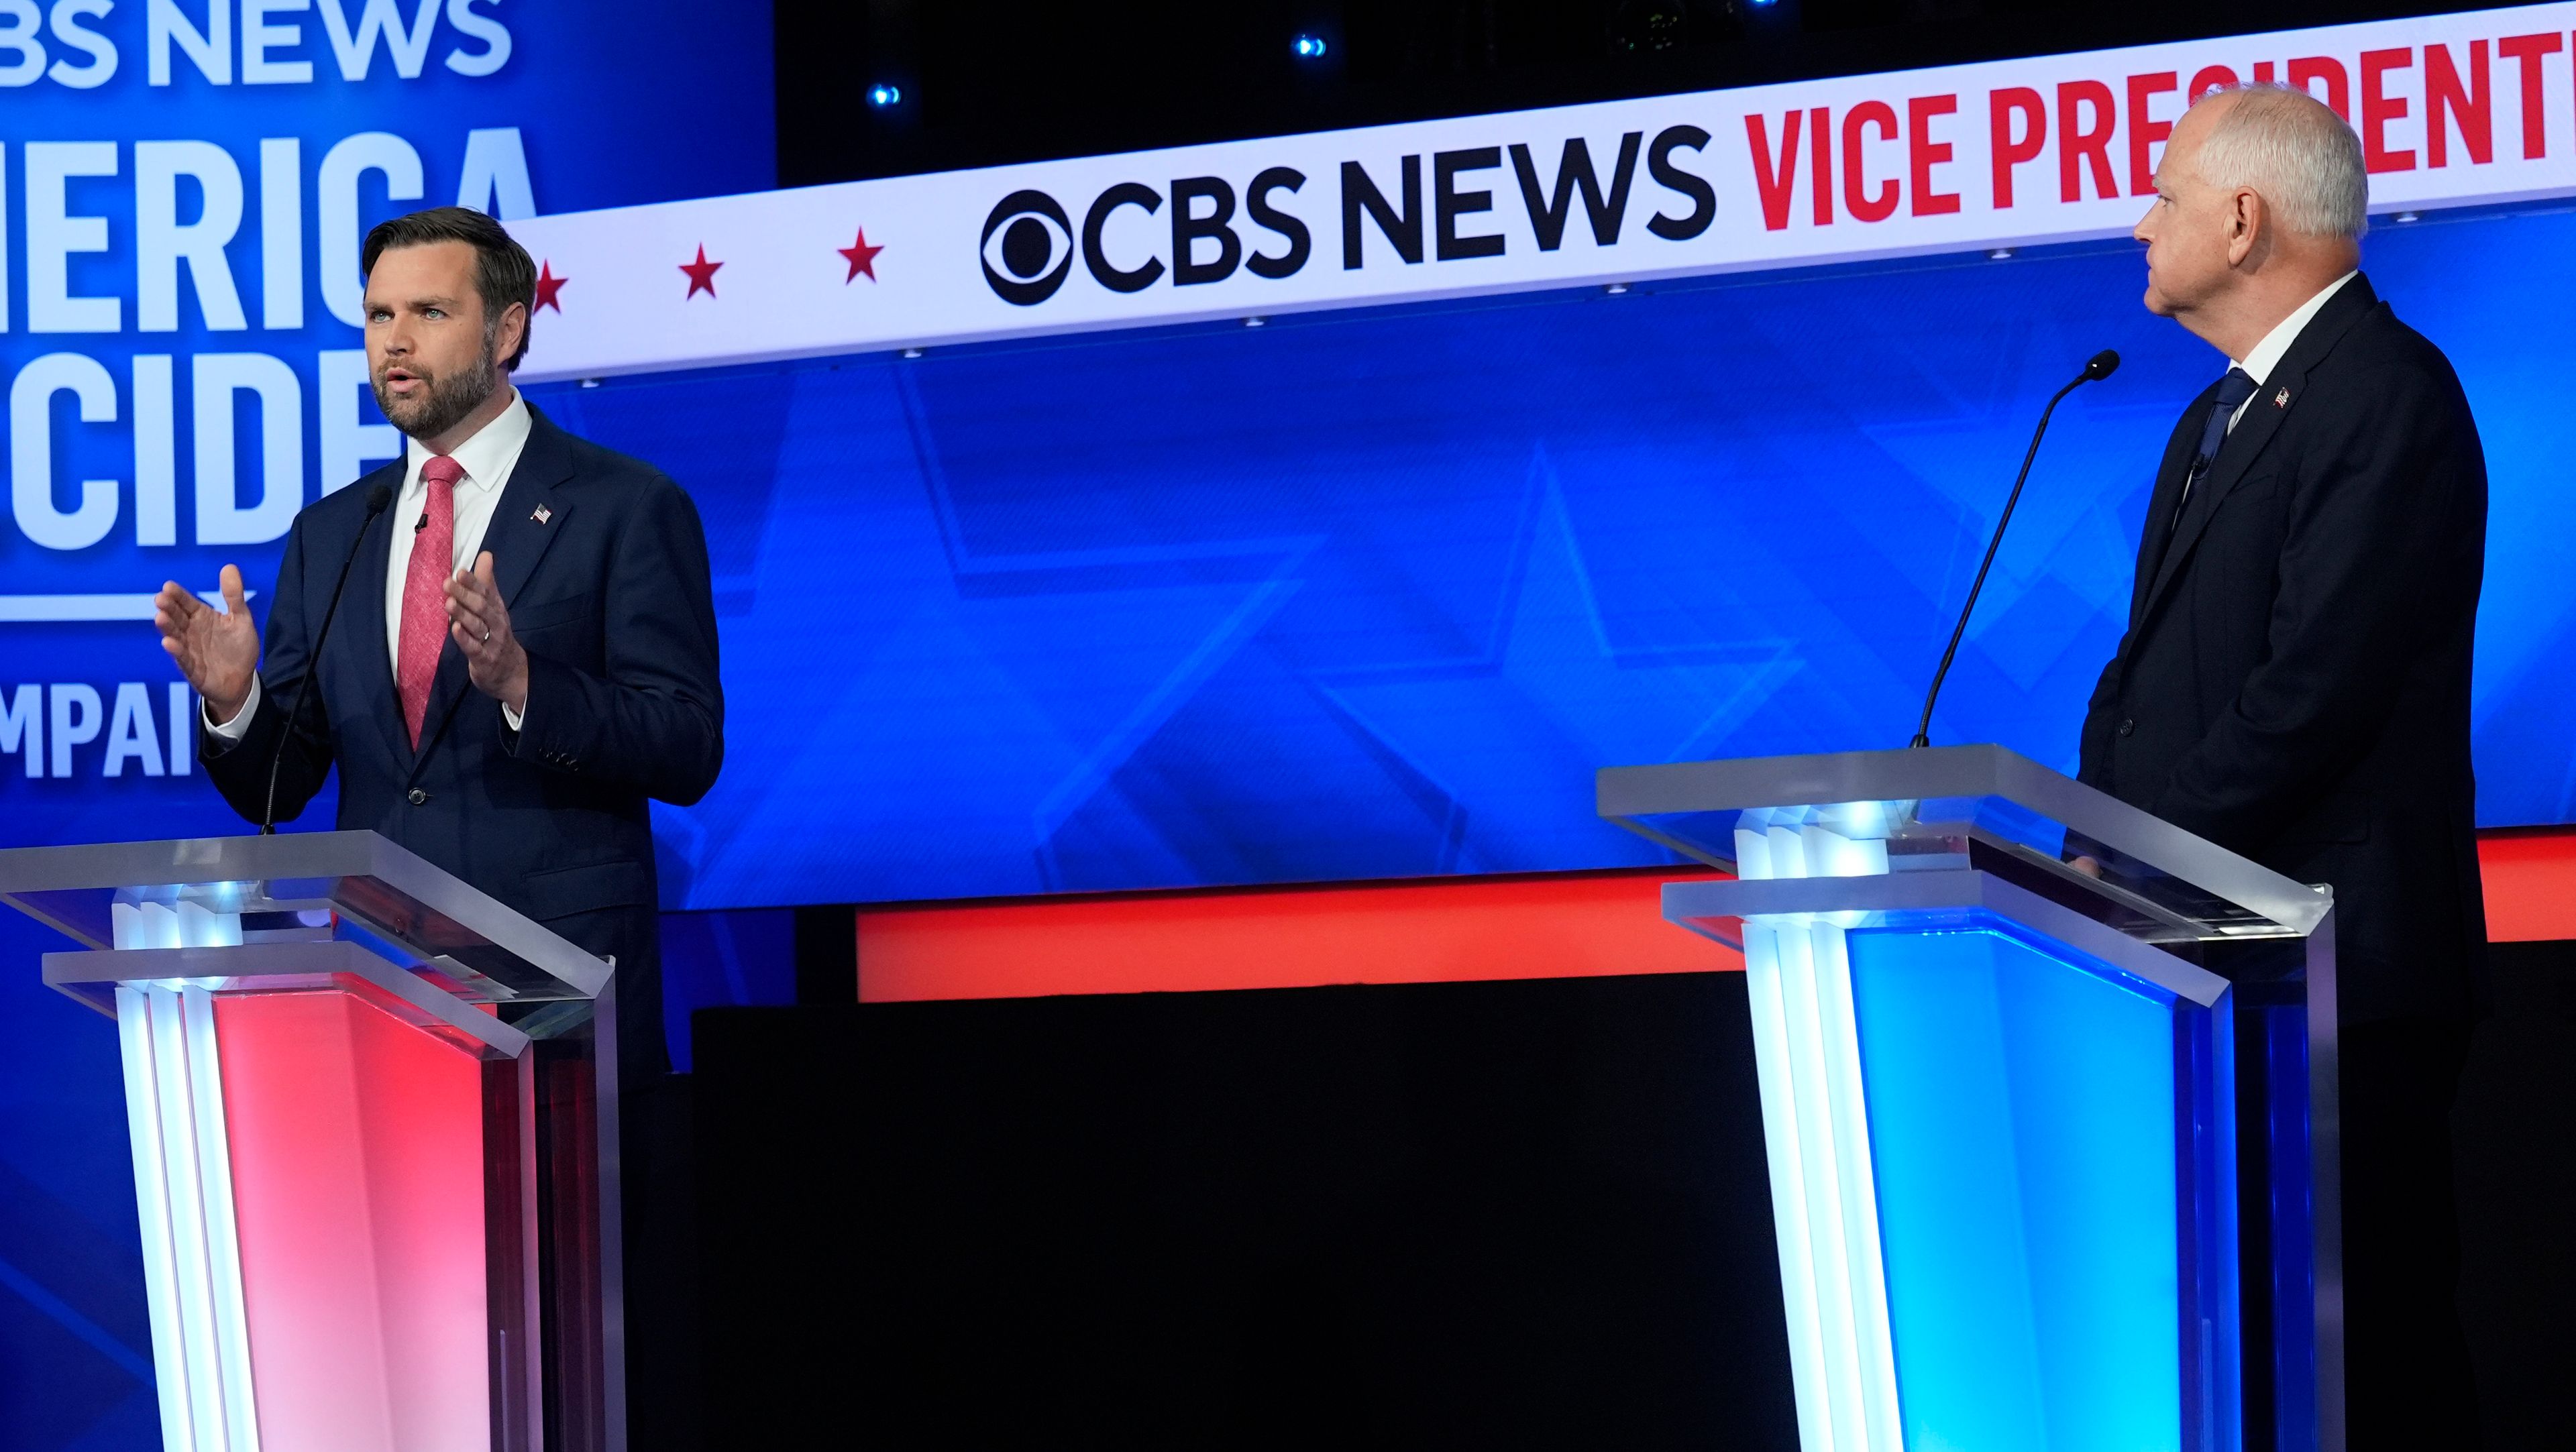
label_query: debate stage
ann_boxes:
[667,836,2576,1447]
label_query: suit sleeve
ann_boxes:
[200,514,338,825]
[2076,646,2123,791]
[2148,366,2483,852]
[507,477,725,805]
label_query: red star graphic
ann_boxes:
[533,260,568,313]
[839,227,885,283]
[680,244,723,300]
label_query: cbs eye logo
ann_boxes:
[981,190,1075,306]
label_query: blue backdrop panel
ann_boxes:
[0,909,159,1450]
[513,205,2573,911]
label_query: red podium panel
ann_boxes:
[1,832,619,1452]
[218,991,504,1450]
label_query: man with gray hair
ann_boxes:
[2080,83,2487,1442]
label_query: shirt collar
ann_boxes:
[2235,270,2358,386]
[405,388,531,495]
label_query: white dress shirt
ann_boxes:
[210,390,533,739]
[2226,270,2357,432]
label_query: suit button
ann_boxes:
[407,788,429,805]
[2117,718,2135,738]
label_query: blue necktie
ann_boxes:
[2171,367,2259,532]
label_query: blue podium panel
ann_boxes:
[1690,871,2246,1452]
[1848,922,2235,1452]
[1607,747,2334,1452]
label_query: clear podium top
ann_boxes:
[0,830,608,1003]
[1597,744,2330,944]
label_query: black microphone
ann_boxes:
[262,484,394,834]
[1908,349,2120,749]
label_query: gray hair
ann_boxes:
[2190,82,2369,240]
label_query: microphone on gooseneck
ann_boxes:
[262,484,395,834]
[1908,349,2120,750]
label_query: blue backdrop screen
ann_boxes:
[510,205,2573,910]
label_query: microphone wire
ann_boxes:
[262,484,395,833]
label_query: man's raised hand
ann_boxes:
[444,552,529,715]
[154,565,260,722]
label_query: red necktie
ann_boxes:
[396,456,464,748]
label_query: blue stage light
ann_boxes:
[869,83,903,107]
[1292,34,1328,60]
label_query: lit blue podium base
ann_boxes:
[1601,748,2339,1452]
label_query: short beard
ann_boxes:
[372,337,500,444]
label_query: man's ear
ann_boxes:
[495,301,529,368]
[2226,189,2265,268]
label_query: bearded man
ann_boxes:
[153,206,724,1084]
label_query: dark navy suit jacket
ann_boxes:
[203,404,724,1064]
[2080,274,2486,1023]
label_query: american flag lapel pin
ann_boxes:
[532,503,552,524]
[2273,387,2290,408]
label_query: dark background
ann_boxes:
[684,937,2575,1447]
[774,0,2476,186]
[694,972,1804,1447]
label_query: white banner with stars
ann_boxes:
[506,4,2576,382]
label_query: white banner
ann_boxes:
[509,4,2576,381]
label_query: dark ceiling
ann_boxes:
[773,0,2477,186]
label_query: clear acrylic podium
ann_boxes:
[0,831,625,1452]
[1599,745,2340,1452]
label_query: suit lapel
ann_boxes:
[482,410,579,610]
[2145,380,2294,608]
[2138,274,2383,623]
[2130,387,2215,628]
[408,405,580,773]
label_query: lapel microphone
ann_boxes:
[1909,349,2120,749]
[262,484,396,834]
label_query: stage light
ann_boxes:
[1607,2,1688,51]
[869,83,903,107]
[1292,34,1328,60]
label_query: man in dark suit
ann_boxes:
[152,206,724,1080]
[2080,86,2486,1444]
[155,207,722,1447]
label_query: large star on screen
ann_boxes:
[1312,449,1800,875]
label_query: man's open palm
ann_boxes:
[156,565,260,722]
